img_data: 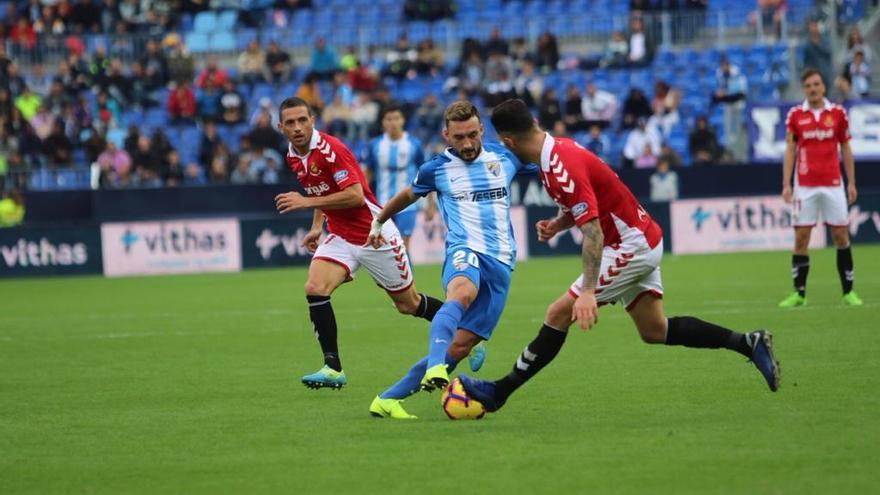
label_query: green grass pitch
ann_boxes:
[2,247,879,494]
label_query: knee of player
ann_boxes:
[304,279,334,297]
[636,321,667,344]
[545,300,573,329]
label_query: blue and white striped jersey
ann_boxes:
[411,143,537,267]
[363,132,425,213]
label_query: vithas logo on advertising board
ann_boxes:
[0,226,102,278]
[102,219,241,277]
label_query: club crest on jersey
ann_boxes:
[572,202,588,217]
[823,115,835,127]
[309,162,321,176]
[485,160,501,177]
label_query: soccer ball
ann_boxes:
[441,378,486,420]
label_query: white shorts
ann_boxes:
[568,234,664,311]
[313,222,414,293]
[793,185,848,227]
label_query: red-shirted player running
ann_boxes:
[274,97,443,390]
[779,68,863,308]
[458,99,781,413]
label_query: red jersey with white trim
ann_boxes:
[785,99,850,187]
[286,131,382,245]
[539,133,662,248]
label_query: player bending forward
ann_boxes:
[275,97,443,390]
[459,99,781,413]
[778,68,863,308]
[365,101,536,419]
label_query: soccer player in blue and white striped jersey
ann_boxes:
[362,105,428,251]
[365,100,537,419]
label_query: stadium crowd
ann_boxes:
[0,0,874,198]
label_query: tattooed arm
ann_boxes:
[572,218,603,330]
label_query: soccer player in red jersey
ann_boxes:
[779,68,863,308]
[274,97,443,389]
[458,99,781,413]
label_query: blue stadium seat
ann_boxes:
[237,29,259,50]
[145,108,168,127]
[186,33,210,53]
[217,10,238,30]
[193,11,218,33]
[211,32,236,52]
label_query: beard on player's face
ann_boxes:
[458,142,481,160]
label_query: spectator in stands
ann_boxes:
[483,50,516,107]
[513,60,543,107]
[621,87,652,130]
[88,45,112,91]
[102,59,129,106]
[151,128,173,163]
[209,155,229,184]
[71,0,102,33]
[132,135,161,187]
[562,84,586,132]
[259,152,282,184]
[310,37,339,81]
[635,142,658,169]
[123,126,140,157]
[552,120,570,138]
[250,97,279,128]
[404,0,455,21]
[844,28,872,65]
[31,105,54,141]
[168,81,196,126]
[97,140,131,185]
[127,62,157,110]
[650,158,679,202]
[535,32,560,72]
[93,91,120,133]
[238,40,265,88]
[322,94,353,142]
[162,149,185,186]
[26,64,51,98]
[332,71,353,106]
[230,155,256,185]
[385,34,418,80]
[0,190,25,227]
[416,39,444,76]
[14,85,41,122]
[803,20,832,88]
[660,142,684,168]
[296,73,324,114]
[623,117,661,169]
[749,0,785,39]
[510,37,531,64]
[538,87,562,131]
[248,112,281,153]
[350,91,379,143]
[349,60,379,93]
[196,56,228,90]
[166,36,195,83]
[711,56,747,105]
[140,39,168,88]
[603,31,629,68]
[648,80,681,138]
[5,63,27,98]
[627,16,654,67]
[581,82,617,130]
[415,93,443,147]
[689,115,721,165]
[264,40,293,84]
[484,26,509,58]
[584,124,611,164]
[43,79,70,116]
[219,80,246,125]
[198,120,220,167]
[458,51,484,97]
[183,162,206,186]
[10,17,37,51]
[44,120,73,166]
[844,51,871,99]
[340,46,358,72]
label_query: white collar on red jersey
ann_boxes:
[800,98,832,112]
[288,130,321,159]
[539,132,555,172]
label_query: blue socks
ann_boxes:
[427,301,465,368]
[380,354,459,400]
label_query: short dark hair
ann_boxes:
[801,68,823,83]
[279,96,311,117]
[490,99,536,135]
[381,103,405,121]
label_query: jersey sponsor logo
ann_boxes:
[571,202,588,217]
[451,187,509,202]
[798,119,812,125]
[333,170,349,183]
[304,182,331,195]
[801,129,834,140]
[485,160,501,177]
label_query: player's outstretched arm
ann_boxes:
[572,218,603,331]
[275,184,366,214]
[782,132,796,204]
[366,187,418,248]
[842,141,857,204]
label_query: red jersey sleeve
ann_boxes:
[837,107,851,144]
[328,140,362,190]
[555,148,599,227]
[785,107,799,138]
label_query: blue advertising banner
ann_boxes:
[0,225,103,277]
[846,192,880,244]
[240,215,317,268]
[749,100,880,162]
